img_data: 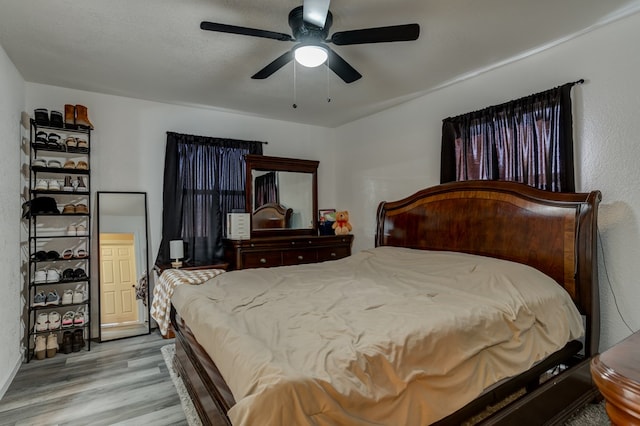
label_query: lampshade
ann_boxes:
[294,45,328,68]
[169,240,184,260]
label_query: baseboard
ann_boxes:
[0,351,23,400]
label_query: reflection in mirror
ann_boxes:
[97,192,150,341]
[252,170,314,229]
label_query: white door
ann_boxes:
[100,233,139,325]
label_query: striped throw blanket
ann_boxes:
[151,268,225,335]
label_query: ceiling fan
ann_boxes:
[200,0,420,83]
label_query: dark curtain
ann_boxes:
[441,83,576,192]
[254,171,278,208]
[155,132,263,266]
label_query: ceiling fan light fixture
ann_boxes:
[294,45,328,67]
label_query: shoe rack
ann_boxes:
[23,108,92,362]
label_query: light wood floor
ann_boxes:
[0,331,187,425]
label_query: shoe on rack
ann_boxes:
[76,176,87,192]
[74,268,87,280]
[62,331,73,354]
[46,333,59,358]
[35,312,49,332]
[62,175,74,191]
[61,311,75,328]
[34,179,49,191]
[62,204,76,214]
[48,179,61,191]
[50,110,64,128]
[75,203,88,214]
[74,104,94,129]
[73,307,86,326]
[72,285,86,304]
[33,290,46,307]
[61,289,73,305]
[34,108,50,127]
[34,269,48,284]
[62,268,75,281]
[75,224,87,235]
[72,329,84,352]
[48,311,61,330]
[46,269,60,283]
[34,335,47,360]
[45,289,60,305]
[64,104,77,129]
[32,158,47,168]
[66,224,77,236]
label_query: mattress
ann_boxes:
[172,246,584,425]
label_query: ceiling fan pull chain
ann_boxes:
[326,54,331,103]
[293,60,298,109]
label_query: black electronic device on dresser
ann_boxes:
[223,154,354,270]
[23,114,92,361]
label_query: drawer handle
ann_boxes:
[297,255,304,260]
[330,252,337,257]
[260,258,267,264]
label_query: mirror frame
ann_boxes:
[96,191,151,342]
[245,154,319,237]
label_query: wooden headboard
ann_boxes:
[375,180,602,356]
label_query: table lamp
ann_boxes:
[169,240,184,268]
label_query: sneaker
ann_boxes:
[62,175,74,191]
[75,224,87,235]
[34,335,47,360]
[48,179,61,191]
[46,269,60,283]
[34,179,48,191]
[73,307,86,326]
[34,269,47,284]
[48,311,61,330]
[45,289,60,306]
[46,333,59,358]
[61,311,75,328]
[66,224,77,236]
[72,285,86,304]
[61,289,73,305]
[35,312,49,332]
[33,290,46,307]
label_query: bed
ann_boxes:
[169,180,601,425]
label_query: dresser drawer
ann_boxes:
[282,249,317,265]
[241,251,282,268]
[317,246,350,262]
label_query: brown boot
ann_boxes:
[64,104,77,129]
[46,333,59,358]
[74,104,94,130]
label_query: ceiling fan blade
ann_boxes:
[303,0,330,28]
[200,21,293,42]
[251,51,294,79]
[326,47,361,83]
[330,23,420,45]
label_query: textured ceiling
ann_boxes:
[1,0,639,127]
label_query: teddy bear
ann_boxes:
[332,210,352,235]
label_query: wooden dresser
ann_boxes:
[224,234,353,270]
[591,330,640,425]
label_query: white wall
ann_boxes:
[0,43,26,399]
[335,11,640,351]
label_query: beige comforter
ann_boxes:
[172,247,584,425]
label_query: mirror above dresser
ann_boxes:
[245,154,319,237]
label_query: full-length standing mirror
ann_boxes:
[97,192,151,341]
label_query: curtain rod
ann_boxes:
[570,78,585,86]
[165,131,268,144]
